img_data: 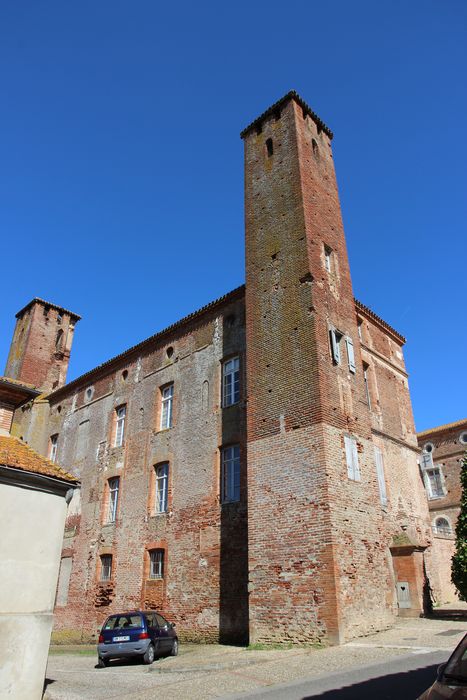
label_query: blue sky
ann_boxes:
[0,1,465,431]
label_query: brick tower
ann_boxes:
[5,299,81,392]
[243,92,404,644]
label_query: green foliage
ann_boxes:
[451,452,467,600]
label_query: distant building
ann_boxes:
[418,419,467,604]
[5,91,437,646]
[0,376,78,699]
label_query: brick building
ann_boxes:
[418,419,467,604]
[5,91,435,645]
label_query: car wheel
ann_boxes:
[97,656,108,668]
[143,643,155,665]
[170,639,179,656]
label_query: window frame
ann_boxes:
[107,476,120,523]
[222,356,240,407]
[149,549,164,579]
[155,463,169,514]
[329,327,343,365]
[100,554,112,582]
[221,444,241,503]
[160,384,174,430]
[424,465,445,499]
[114,405,126,447]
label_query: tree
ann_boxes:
[451,452,467,601]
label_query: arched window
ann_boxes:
[434,517,451,536]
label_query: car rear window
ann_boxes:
[103,614,143,630]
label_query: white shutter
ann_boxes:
[351,438,361,481]
[374,446,387,506]
[345,435,360,480]
[346,337,356,373]
[344,436,354,478]
[330,329,341,364]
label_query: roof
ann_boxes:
[355,299,406,344]
[0,435,78,484]
[48,285,246,401]
[418,418,467,439]
[0,377,41,407]
[16,298,81,321]
[240,90,333,140]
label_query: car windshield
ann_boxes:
[444,636,467,682]
[103,614,143,630]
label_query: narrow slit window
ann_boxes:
[266,138,273,157]
[363,363,371,408]
[49,434,59,463]
[324,245,333,272]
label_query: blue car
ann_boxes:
[97,611,178,666]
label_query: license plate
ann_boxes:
[113,635,129,642]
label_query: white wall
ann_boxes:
[0,482,68,699]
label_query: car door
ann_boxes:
[145,613,160,651]
[154,613,171,652]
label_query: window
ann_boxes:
[100,554,112,582]
[345,337,356,373]
[329,328,343,365]
[357,320,363,340]
[160,384,174,430]
[344,435,361,481]
[324,245,333,272]
[114,405,126,447]
[266,138,273,157]
[425,467,445,499]
[149,549,164,579]
[222,357,240,407]
[55,329,64,351]
[420,450,434,470]
[434,517,452,536]
[374,446,387,506]
[49,434,58,463]
[221,445,240,503]
[459,432,467,445]
[363,363,371,408]
[107,477,120,523]
[155,463,169,514]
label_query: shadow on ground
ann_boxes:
[303,662,439,699]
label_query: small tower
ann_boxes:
[4,298,81,392]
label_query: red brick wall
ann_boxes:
[16,295,249,643]
[5,302,77,391]
[244,96,431,644]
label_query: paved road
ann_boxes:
[227,650,447,699]
[44,617,465,700]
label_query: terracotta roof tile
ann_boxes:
[0,436,78,484]
[418,418,467,438]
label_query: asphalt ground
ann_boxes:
[43,617,467,700]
